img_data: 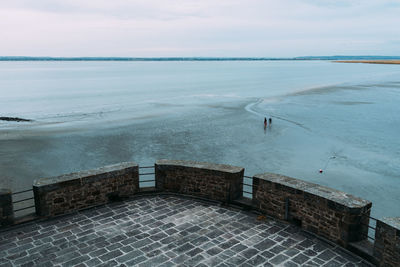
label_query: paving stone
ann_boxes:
[184,254,205,266]
[304,248,318,256]
[62,255,90,267]
[284,261,300,267]
[14,253,41,266]
[244,255,266,266]
[139,254,168,266]
[303,260,321,267]
[298,239,315,249]
[141,242,161,253]
[200,241,215,250]
[53,251,81,264]
[270,254,289,265]
[98,259,118,267]
[5,251,28,261]
[8,243,34,254]
[171,254,190,264]
[318,249,337,261]
[89,248,108,257]
[313,243,329,252]
[132,238,153,248]
[187,247,203,257]
[116,250,144,263]
[323,260,342,266]
[254,238,276,250]
[206,229,224,239]
[99,249,123,262]
[225,254,247,265]
[0,195,372,267]
[284,248,300,257]
[261,250,275,259]
[281,238,298,247]
[206,246,223,256]
[292,253,310,264]
[231,243,247,253]
[241,248,258,259]
[106,242,123,251]
[190,236,210,246]
[270,244,286,254]
[174,242,195,253]
[219,238,240,249]
[125,255,147,266]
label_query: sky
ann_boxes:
[0,0,399,57]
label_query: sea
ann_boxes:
[0,60,399,218]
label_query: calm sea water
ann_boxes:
[0,61,399,218]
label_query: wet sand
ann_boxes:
[1,97,400,219]
[1,61,400,220]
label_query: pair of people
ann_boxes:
[264,117,272,127]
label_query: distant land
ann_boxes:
[335,60,400,65]
[0,56,400,61]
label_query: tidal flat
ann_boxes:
[1,60,399,218]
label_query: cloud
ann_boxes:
[0,0,399,56]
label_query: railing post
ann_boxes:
[0,189,14,226]
[284,197,289,220]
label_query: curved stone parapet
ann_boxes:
[155,159,244,202]
[33,162,139,217]
[252,173,372,247]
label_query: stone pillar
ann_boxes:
[0,189,13,226]
[155,160,244,203]
[373,217,400,267]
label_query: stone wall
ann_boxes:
[373,217,400,267]
[33,162,139,217]
[252,173,372,247]
[0,189,13,226]
[155,160,244,202]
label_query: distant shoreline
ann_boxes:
[1,56,400,62]
[335,60,400,65]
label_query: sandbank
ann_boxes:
[335,60,400,65]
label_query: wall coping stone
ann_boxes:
[254,172,371,212]
[380,217,400,232]
[33,162,138,192]
[0,189,12,195]
[156,159,244,174]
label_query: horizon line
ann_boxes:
[1,55,400,61]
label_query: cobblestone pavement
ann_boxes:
[0,195,372,267]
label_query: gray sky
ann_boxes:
[1,0,399,57]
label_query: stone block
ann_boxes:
[155,160,244,202]
[0,188,13,226]
[252,172,371,247]
[374,217,400,267]
[33,162,139,217]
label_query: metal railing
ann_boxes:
[12,189,35,214]
[360,214,378,241]
[139,166,155,188]
[242,175,253,198]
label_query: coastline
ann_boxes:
[335,60,400,65]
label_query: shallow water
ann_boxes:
[0,60,399,218]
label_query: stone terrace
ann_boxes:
[0,195,372,267]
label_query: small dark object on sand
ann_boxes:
[0,116,32,122]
